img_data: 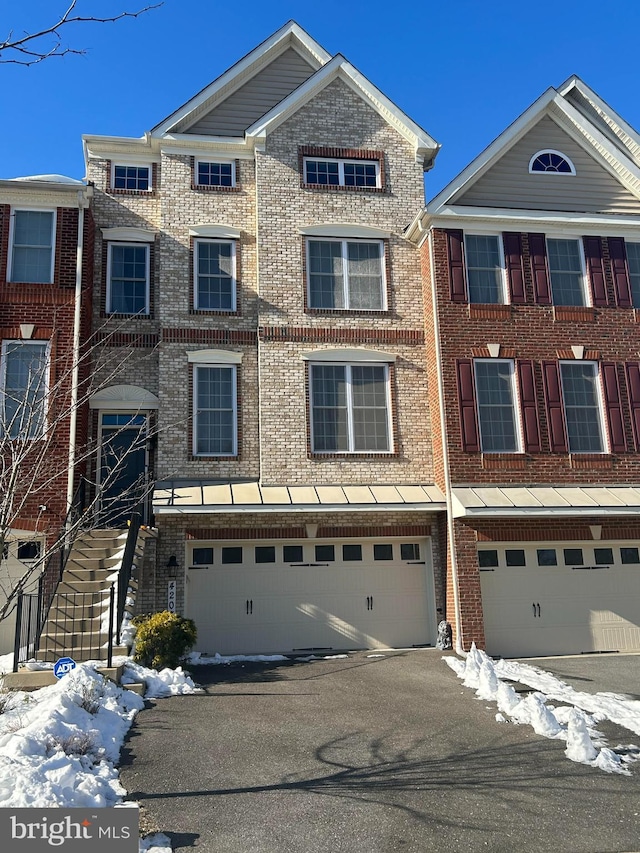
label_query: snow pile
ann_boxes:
[122,662,201,698]
[188,651,288,665]
[140,833,173,852]
[444,645,639,775]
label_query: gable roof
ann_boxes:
[424,77,640,216]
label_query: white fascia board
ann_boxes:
[246,56,439,165]
[425,206,640,238]
[558,77,640,151]
[427,89,558,213]
[151,22,331,137]
[453,504,640,519]
[153,502,445,515]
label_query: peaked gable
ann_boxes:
[454,115,640,214]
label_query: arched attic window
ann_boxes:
[529,149,576,175]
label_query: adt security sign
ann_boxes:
[53,657,77,679]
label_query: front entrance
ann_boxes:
[98,413,148,525]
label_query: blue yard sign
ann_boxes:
[53,657,77,679]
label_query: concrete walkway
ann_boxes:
[120,650,640,852]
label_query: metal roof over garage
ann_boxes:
[451,485,640,517]
[153,481,446,514]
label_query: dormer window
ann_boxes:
[529,150,576,175]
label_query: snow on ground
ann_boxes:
[445,645,640,775]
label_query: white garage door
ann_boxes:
[480,541,640,657]
[185,538,435,655]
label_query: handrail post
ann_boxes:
[107,586,115,667]
[13,594,23,673]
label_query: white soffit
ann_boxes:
[451,485,640,518]
[153,481,446,514]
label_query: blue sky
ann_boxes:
[2,0,639,199]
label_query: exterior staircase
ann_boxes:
[36,525,147,663]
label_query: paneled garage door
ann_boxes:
[185,538,435,655]
[479,541,640,657]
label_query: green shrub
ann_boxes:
[133,611,197,669]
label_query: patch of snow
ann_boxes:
[366,654,386,658]
[139,833,173,852]
[9,174,84,185]
[565,708,598,763]
[495,712,506,722]
[322,654,349,659]
[122,663,201,698]
[188,652,287,665]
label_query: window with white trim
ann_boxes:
[464,234,505,304]
[307,239,385,310]
[107,243,150,314]
[112,165,151,191]
[625,242,640,307]
[10,210,55,283]
[547,238,588,306]
[193,364,237,456]
[0,341,49,439]
[559,361,605,453]
[194,240,236,311]
[529,150,576,174]
[474,359,520,452]
[309,363,391,453]
[304,157,380,188]
[196,161,235,187]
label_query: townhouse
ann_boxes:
[82,23,447,655]
[409,77,640,657]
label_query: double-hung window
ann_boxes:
[193,364,237,456]
[625,242,640,307]
[304,158,380,188]
[1,341,49,439]
[112,165,150,191]
[559,362,605,453]
[194,240,236,311]
[474,360,520,452]
[107,243,150,314]
[10,210,55,283]
[310,363,391,453]
[464,234,505,303]
[547,238,587,306]
[196,161,235,188]
[307,239,385,310]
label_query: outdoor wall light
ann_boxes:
[167,555,179,577]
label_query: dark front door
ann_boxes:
[99,413,147,526]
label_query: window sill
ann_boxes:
[191,184,241,193]
[482,453,528,470]
[468,304,512,320]
[570,454,613,469]
[309,451,398,460]
[553,306,596,322]
[107,188,156,197]
[190,454,239,461]
[190,309,240,316]
[306,308,388,316]
[101,311,152,319]
[301,183,386,194]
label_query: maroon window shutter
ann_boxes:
[608,237,633,308]
[601,362,626,452]
[456,359,480,451]
[446,230,468,303]
[503,232,526,304]
[583,236,608,307]
[528,233,551,305]
[517,360,541,452]
[625,362,640,450]
[542,361,567,452]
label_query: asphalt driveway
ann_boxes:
[120,650,640,853]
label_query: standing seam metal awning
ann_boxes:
[153,481,446,514]
[452,485,640,518]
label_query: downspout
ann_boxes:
[254,143,263,483]
[65,189,89,530]
[427,228,465,655]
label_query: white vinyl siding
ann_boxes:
[474,359,520,452]
[10,210,55,283]
[0,341,49,439]
[559,361,605,453]
[307,239,385,310]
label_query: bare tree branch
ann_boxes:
[1,1,162,66]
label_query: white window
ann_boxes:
[10,209,55,283]
[625,242,640,307]
[304,157,380,188]
[547,238,588,306]
[464,234,506,304]
[559,361,605,453]
[196,161,235,187]
[194,240,236,311]
[112,164,151,191]
[0,341,49,440]
[474,359,520,452]
[529,150,576,175]
[193,364,237,456]
[310,363,391,453]
[107,243,150,314]
[307,239,385,310]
